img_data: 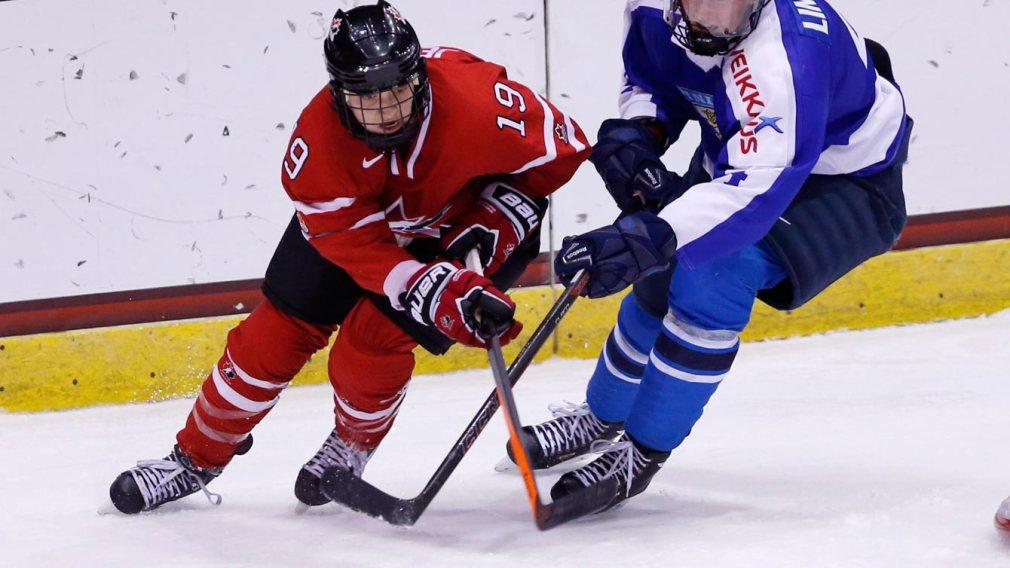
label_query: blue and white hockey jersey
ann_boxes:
[620,0,909,269]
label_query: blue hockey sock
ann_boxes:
[586,294,662,424]
[624,311,740,452]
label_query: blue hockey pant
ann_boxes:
[586,240,788,452]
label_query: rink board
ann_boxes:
[2,239,1009,413]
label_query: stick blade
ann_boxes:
[320,467,418,526]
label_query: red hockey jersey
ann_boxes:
[280,47,589,307]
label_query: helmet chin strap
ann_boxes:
[684,28,737,56]
[668,0,769,56]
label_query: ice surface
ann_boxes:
[3,314,1010,566]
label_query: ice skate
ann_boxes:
[295,428,373,507]
[501,401,623,471]
[550,434,669,512]
[109,436,252,514]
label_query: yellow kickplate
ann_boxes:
[2,240,1008,413]
[0,288,558,413]
[555,239,1010,358]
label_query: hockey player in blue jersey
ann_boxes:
[507,0,912,510]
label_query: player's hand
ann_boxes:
[441,182,544,274]
[401,261,523,348]
[589,119,686,212]
[554,211,678,299]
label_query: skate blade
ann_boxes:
[293,502,312,516]
[494,453,597,475]
[494,456,517,472]
[96,501,122,516]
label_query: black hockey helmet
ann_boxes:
[324,1,430,151]
[666,0,771,56]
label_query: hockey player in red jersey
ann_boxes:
[108,0,588,514]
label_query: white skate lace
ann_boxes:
[571,439,648,497]
[133,457,222,508]
[532,401,610,457]
[303,429,370,479]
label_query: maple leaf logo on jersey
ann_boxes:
[554,123,569,145]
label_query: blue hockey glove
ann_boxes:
[632,162,687,212]
[554,211,678,299]
[589,119,686,212]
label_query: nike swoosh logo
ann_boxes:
[362,154,384,169]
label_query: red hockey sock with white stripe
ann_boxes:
[327,300,418,450]
[176,300,334,469]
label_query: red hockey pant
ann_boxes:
[176,299,417,469]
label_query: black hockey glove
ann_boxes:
[589,119,687,213]
[441,182,544,274]
[554,211,678,299]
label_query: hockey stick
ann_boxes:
[320,267,591,526]
[486,333,619,530]
[471,251,618,529]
